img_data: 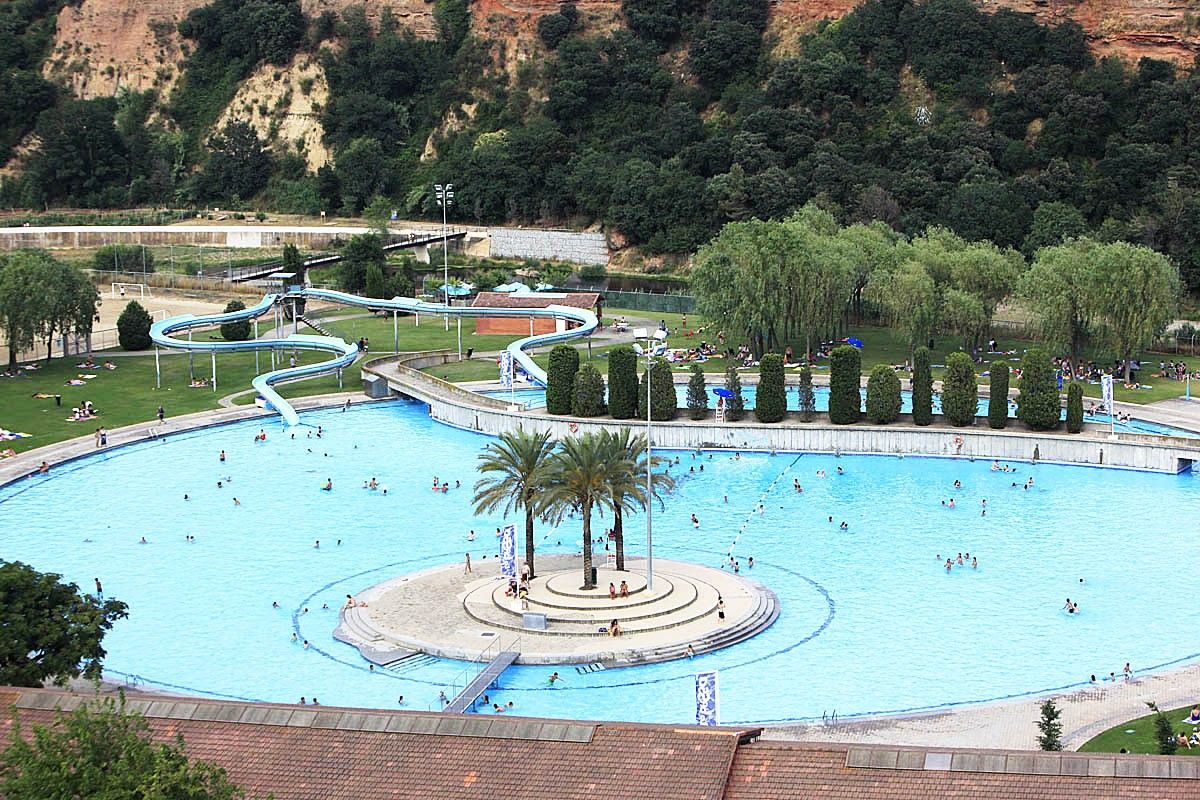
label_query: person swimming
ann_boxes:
[322,478,332,491]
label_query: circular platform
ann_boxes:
[336,555,779,666]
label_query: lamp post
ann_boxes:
[434,183,453,332]
[634,328,668,593]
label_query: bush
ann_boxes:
[116,300,152,351]
[579,263,607,281]
[638,357,677,421]
[546,345,580,415]
[1017,347,1061,431]
[572,364,606,417]
[866,365,902,424]
[219,299,251,341]
[1037,699,1063,751]
[608,346,639,419]
[686,363,707,420]
[912,347,933,426]
[1150,702,1179,755]
[796,366,816,422]
[1066,380,1083,433]
[828,345,861,424]
[755,354,787,423]
[942,352,978,427]
[723,363,745,421]
[988,360,1010,429]
[95,244,153,274]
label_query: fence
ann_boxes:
[86,270,266,295]
[596,289,695,314]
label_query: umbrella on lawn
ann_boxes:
[845,337,864,349]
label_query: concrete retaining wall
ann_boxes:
[487,227,608,265]
[0,225,369,250]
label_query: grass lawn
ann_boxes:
[320,313,523,355]
[1079,703,1200,755]
[0,349,358,454]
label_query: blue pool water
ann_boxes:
[3,401,1200,724]
[485,386,1197,439]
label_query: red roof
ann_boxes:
[471,292,599,310]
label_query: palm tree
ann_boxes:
[545,432,630,589]
[473,428,557,579]
[601,429,675,571]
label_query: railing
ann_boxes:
[445,633,522,712]
[362,352,514,410]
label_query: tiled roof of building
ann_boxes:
[3,688,1200,800]
[471,291,600,309]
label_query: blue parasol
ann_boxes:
[713,388,735,398]
[845,337,864,348]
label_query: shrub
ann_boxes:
[608,346,639,419]
[987,360,1010,429]
[828,345,861,424]
[686,363,707,420]
[219,299,251,341]
[95,244,154,274]
[1066,380,1083,433]
[796,366,816,422]
[579,263,607,281]
[942,352,978,426]
[572,364,606,417]
[723,362,745,421]
[638,357,677,421]
[546,345,580,415]
[912,347,933,426]
[116,300,152,351]
[755,354,787,423]
[1150,702,1178,755]
[866,364,902,424]
[1037,699,1063,751]
[1017,347,1061,431]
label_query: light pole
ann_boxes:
[434,183,453,332]
[634,328,668,593]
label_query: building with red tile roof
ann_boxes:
[2,687,1198,799]
[471,292,600,336]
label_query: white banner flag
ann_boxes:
[1101,373,1114,411]
[499,350,513,388]
[695,671,719,726]
[500,524,517,578]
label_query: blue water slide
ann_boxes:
[149,289,598,427]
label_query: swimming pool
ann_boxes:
[3,400,1199,724]
[485,385,1197,439]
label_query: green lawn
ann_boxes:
[1079,703,1200,755]
[320,312,524,355]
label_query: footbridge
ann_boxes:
[226,231,469,283]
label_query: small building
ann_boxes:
[471,292,601,336]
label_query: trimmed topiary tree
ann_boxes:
[1066,380,1084,433]
[987,360,1010,429]
[116,300,152,351]
[219,299,251,341]
[546,345,580,415]
[638,358,677,421]
[1017,347,1061,431]
[572,364,606,417]
[911,346,933,426]
[828,345,861,425]
[608,346,638,419]
[1037,699,1064,751]
[796,366,816,422]
[941,352,978,427]
[686,363,707,420]
[723,363,745,421]
[866,364,902,424]
[755,354,787,423]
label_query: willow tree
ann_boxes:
[1092,242,1180,381]
[1017,239,1103,362]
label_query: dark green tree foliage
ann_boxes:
[755,353,787,423]
[1017,347,1061,430]
[547,345,580,415]
[219,300,251,341]
[116,300,152,351]
[686,363,708,420]
[723,362,746,421]
[1149,703,1179,755]
[911,347,933,425]
[1037,699,1064,751]
[0,693,254,798]
[607,346,639,419]
[828,345,862,425]
[1065,380,1084,433]
[434,0,470,53]
[0,560,128,687]
[364,262,388,299]
[94,245,153,274]
[639,358,677,421]
[199,121,272,202]
[339,233,384,294]
[987,360,1010,429]
[796,366,816,422]
[941,352,978,426]
[0,0,61,164]
[537,3,578,49]
[572,363,606,417]
[621,0,704,45]
[866,364,901,424]
[22,99,127,207]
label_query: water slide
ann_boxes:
[150,288,598,426]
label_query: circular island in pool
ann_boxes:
[3,398,1200,724]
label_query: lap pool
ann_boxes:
[3,400,1199,724]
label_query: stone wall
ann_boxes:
[487,227,609,266]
